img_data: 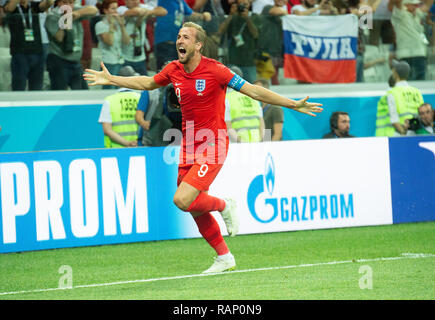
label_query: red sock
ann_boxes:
[187,192,226,214]
[193,213,229,256]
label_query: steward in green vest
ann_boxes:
[226,90,263,143]
[375,60,424,137]
[103,89,140,148]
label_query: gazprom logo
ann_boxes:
[247,153,355,224]
[265,154,275,196]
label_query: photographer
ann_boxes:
[405,103,435,135]
[95,0,130,89]
[218,0,260,83]
[45,0,98,90]
[117,0,167,76]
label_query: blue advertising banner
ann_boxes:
[389,135,435,223]
[1,136,434,254]
[0,146,200,253]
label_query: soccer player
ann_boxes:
[83,22,323,274]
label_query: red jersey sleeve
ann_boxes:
[153,61,176,86]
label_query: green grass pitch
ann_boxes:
[0,222,434,300]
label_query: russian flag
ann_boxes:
[283,15,359,83]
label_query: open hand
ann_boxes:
[83,62,112,86]
[293,96,323,117]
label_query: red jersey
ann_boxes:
[154,56,238,167]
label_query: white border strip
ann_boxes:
[0,253,433,297]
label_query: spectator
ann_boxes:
[45,0,98,90]
[254,78,284,141]
[153,0,211,71]
[95,0,130,89]
[225,66,264,142]
[323,111,355,138]
[118,0,167,75]
[388,0,433,80]
[257,0,287,85]
[218,0,261,83]
[4,0,53,91]
[369,0,395,46]
[188,0,226,62]
[98,67,141,148]
[344,0,382,82]
[406,103,435,134]
[375,60,424,136]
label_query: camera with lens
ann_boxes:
[166,84,181,113]
[134,45,142,57]
[237,3,246,13]
[408,117,422,131]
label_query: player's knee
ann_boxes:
[173,194,191,212]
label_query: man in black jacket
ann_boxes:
[323,111,355,139]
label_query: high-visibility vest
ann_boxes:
[227,90,261,143]
[375,85,423,137]
[104,91,140,148]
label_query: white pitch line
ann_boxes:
[0,253,433,297]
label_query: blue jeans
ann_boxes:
[10,53,44,91]
[46,54,84,90]
[124,60,147,75]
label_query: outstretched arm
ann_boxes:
[239,82,323,117]
[83,62,161,91]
